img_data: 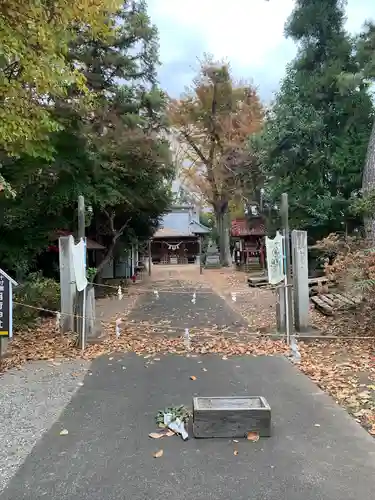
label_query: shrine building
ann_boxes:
[151,205,210,264]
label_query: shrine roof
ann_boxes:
[153,207,209,239]
[152,227,188,238]
[231,218,265,237]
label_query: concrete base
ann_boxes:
[272,325,324,343]
[0,337,9,358]
[192,396,271,438]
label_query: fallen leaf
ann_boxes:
[247,432,259,442]
[233,449,239,455]
[222,356,228,360]
[190,375,197,380]
[149,432,163,439]
[109,357,114,361]
[59,429,69,436]
[153,449,164,458]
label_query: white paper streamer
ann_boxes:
[115,318,122,338]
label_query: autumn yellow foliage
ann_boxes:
[0,0,121,156]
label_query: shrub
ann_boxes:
[13,272,61,328]
[315,233,375,297]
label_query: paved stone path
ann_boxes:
[1,265,375,500]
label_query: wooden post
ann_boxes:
[59,235,75,333]
[199,236,203,274]
[77,195,86,349]
[276,285,286,334]
[281,193,293,343]
[0,269,17,358]
[148,239,152,276]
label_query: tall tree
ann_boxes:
[354,22,375,240]
[253,0,373,239]
[169,56,264,265]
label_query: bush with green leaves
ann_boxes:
[13,272,60,328]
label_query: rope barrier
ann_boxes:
[11,300,375,341]
[88,281,263,296]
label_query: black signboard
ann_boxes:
[0,269,17,338]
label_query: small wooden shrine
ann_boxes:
[231,215,266,271]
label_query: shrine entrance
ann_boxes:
[150,237,200,265]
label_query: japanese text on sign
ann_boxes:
[0,273,10,336]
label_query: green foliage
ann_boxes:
[155,405,191,426]
[356,21,375,79]
[0,0,121,163]
[86,267,97,282]
[13,273,60,328]
[252,0,374,240]
[350,189,375,218]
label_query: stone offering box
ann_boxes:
[192,396,271,438]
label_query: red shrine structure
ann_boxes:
[231,215,266,271]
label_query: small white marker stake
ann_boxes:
[55,312,61,331]
[115,318,122,338]
[183,328,191,352]
[118,285,123,301]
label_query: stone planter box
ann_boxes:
[192,396,271,438]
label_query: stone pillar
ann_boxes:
[292,230,309,332]
[59,236,76,333]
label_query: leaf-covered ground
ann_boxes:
[1,266,374,436]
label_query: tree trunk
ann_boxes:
[94,215,131,280]
[362,119,375,242]
[95,237,119,279]
[214,201,231,267]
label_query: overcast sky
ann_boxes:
[148,0,375,102]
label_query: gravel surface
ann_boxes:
[0,359,91,494]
